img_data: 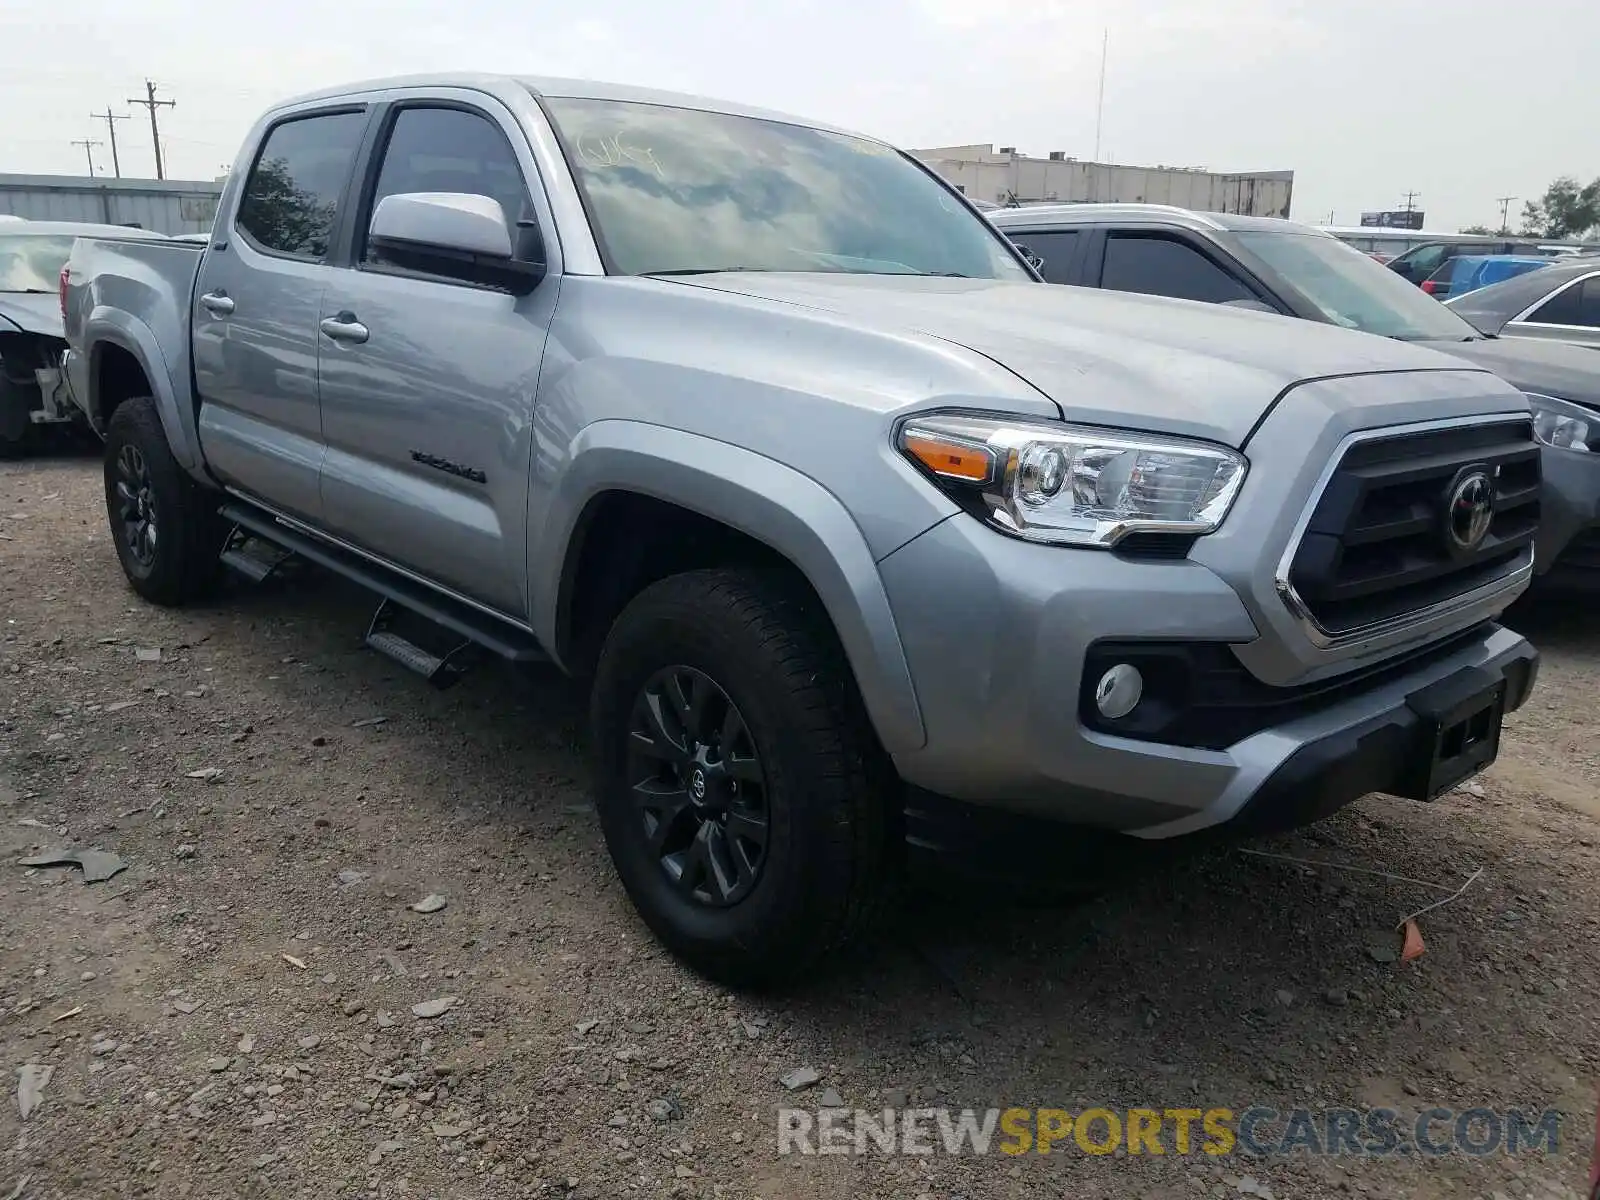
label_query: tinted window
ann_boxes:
[1010,230,1081,284]
[236,111,366,259]
[1100,234,1253,304]
[1528,276,1600,327]
[363,107,529,263]
[541,96,1030,280]
[1394,244,1448,279]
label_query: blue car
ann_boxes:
[1422,253,1550,300]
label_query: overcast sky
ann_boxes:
[1,0,1592,232]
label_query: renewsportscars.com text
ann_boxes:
[777,1106,1562,1158]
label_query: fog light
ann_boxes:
[1094,664,1143,719]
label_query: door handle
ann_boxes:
[319,313,369,345]
[199,291,234,316]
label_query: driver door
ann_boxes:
[316,98,562,620]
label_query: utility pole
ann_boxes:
[91,108,130,178]
[1495,195,1517,236]
[1400,190,1421,213]
[1093,28,1109,162]
[127,80,175,180]
[71,137,104,178]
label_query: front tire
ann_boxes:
[591,568,896,988]
[103,397,226,606]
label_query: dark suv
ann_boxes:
[988,203,1600,591]
[1388,238,1548,286]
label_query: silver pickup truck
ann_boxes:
[62,73,1540,984]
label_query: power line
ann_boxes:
[126,80,176,180]
[1495,195,1517,235]
[1092,28,1109,162]
[70,137,104,178]
[91,108,130,179]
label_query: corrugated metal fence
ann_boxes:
[0,173,222,235]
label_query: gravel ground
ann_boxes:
[1,453,1596,1200]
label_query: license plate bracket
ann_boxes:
[1403,667,1505,800]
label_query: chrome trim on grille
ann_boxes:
[1273,412,1535,650]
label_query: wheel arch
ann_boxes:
[84,312,200,473]
[533,421,927,756]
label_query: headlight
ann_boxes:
[897,413,1247,548]
[1527,393,1595,452]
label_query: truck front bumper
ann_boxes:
[877,515,1538,842]
[1533,443,1600,590]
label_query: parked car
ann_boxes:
[1447,257,1600,352]
[1,221,168,456]
[988,203,1600,589]
[64,77,1539,983]
[1420,254,1549,300]
[1388,237,1552,286]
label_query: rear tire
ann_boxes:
[591,568,897,988]
[0,375,36,460]
[103,397,226,606]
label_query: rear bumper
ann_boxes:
[1534,443,1600,589]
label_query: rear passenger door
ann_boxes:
[192,107,369,521]
[1086,230,1271,307]
[315,96,562,620]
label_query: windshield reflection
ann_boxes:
[541,97,1031,282]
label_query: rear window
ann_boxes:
[236,111,367,259]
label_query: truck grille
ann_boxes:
[1286,418,1540,636]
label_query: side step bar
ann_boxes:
[365,597,477,689]
[217,503,549,684]
[220,526,295,583]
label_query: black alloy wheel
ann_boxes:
[113,443,159,569]
[626,665,769,906]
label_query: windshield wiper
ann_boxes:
[642,268,764,277]
[1,288,54,295]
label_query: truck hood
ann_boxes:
[1415,335,1600,411]
[672,273,1486,446]
[0,293,63,339]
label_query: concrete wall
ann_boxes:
[912,146,1295,219]
[0,173,222,234]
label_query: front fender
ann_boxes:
[531,419,928,755]
[85,308,201,476]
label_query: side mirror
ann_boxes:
[1012,243,1046,273]
[368,192,545,295]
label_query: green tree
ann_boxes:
[235,157,337,257]
[1459,224,1494,235]
[1518,176,1600,239]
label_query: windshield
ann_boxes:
[0,234,76,292]
[541,97,1031,280]
[1228,230,1481,341]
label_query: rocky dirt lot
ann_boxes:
[1,453,1596,1200]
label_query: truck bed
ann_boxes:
[61,237,205,435]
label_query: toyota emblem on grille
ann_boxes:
[1445,468,1494,553]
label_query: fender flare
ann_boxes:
[531,420,927,755]
[84,308,200,473]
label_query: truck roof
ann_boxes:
[988,203,1307,235]
[270,74,866,141]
